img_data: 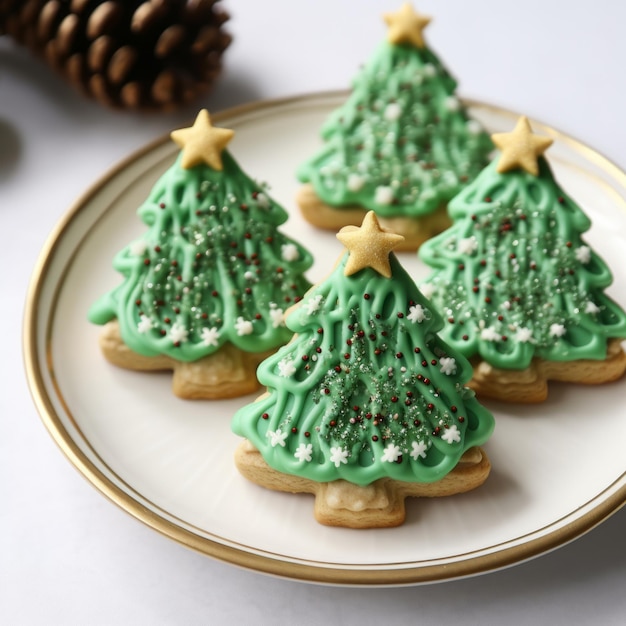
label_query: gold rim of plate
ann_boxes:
[22,91,626,586]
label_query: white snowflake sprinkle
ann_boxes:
[244,271,255,281]
[137,317,153,334]
[201,326,220,347]
[457,236,478,255]
[129,240,148,256]
[467,119,483,135]
[347,173,366,192]
[575,245,591,264]
[410,440,429,460]
[480,326,500,342]
[269,306,285,328]
[235,317,254,336]
[294,443,313,462]
[408,304,427,323]
[444,96,460,112]
[585,301,600,314]
[255,192,270,208]
[329,446,349,467]
[439,356,457,376]
[381,443,402,463]
[441,425,461,444]
[281,243,300,262]
[423,63,436,77]
[305,294,324,315]
[169,323,189,344]
[384,102,402,121]
[277,357,296,377]
[515,327,533,343]
[420,282,436,300]
[550,323,566,338]
[268,429,288,448]
[375,186,394,205]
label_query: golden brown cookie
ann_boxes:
[296,184,451,252]
[88,111,314,400]
[98,320,273,400]
[469,338,626,404]
[234,440,491,529]
[231,212,495,527]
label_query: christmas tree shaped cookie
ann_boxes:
[231,212,494,528]
[419,116,626,403]
[89,110,313,399]
[296,3,493,251]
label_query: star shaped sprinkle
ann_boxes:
[268,305,285,328]
[277,357,296,378]
[408,303,427,323]
[294,443,313,462]
[234,317,253,336]
[410,440,428,460]
[480,326,500,342]
[329,446,349,467]
[305,294,324,315]
[268,429,288,448]
[575,245,591,264]
[515,327,533,343]
[549,323,566,338]
[491,116,553,176]
[201,326,220,347]
[336,211,404,278]
[281,243,300,262]
[457,236,478,255]
[170,109,234,171]
[381,444,402,463]
[439,357,457,376]
[168,323,189,344]
[137,317,153,334]
[441,425,461,444]
[383,3,431,48]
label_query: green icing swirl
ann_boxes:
[89,151,313,361]
[419,157,626,369]
[297,41,493,218]
[231,254,494,487]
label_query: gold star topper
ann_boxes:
[491,116,553,176]
[336,212,405,278]
[383,3,431,49]
[170,109,234,171]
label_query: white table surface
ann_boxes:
[2,1,625,623]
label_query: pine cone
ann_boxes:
[0,0,231,111]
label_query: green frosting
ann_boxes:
[419,157,626,369]
[231,253,494,487]
[297,41,493,217]
[89,151,313,361]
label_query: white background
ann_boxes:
[2,1,625,623]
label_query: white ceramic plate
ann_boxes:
[24,92,626,585]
